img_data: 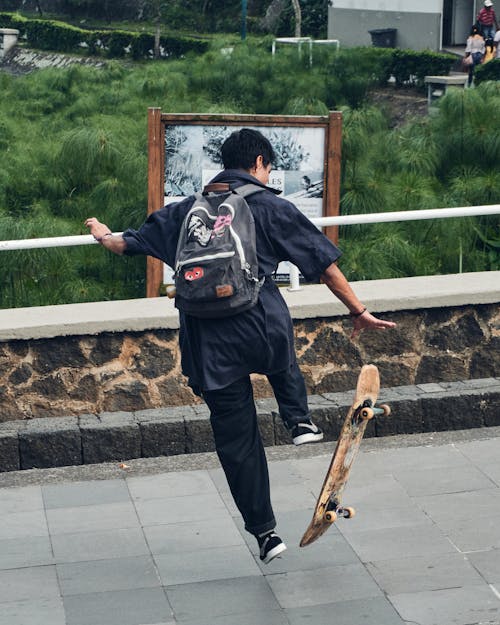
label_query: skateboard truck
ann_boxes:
[354,400,391,423]
[324,498,356,523]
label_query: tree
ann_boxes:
[290,0,301,36]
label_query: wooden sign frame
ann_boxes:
[147,109,342,298]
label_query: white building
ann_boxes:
[328,0,483,50]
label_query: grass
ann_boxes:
[0,42,499,308]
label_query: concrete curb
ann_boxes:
[1,378,499,473]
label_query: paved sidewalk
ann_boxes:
[0,428,499,625]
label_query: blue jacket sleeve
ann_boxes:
[122,197,193,267]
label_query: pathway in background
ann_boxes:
[0,427,499,625]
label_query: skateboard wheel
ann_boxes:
[342,506,356,519]
[325,510,337,523]
[360,407,374,420]
[379,404,391,416]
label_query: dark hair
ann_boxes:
[221,128,275,170]
[471,24,481,35]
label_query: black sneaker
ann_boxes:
[291,420,324,445]
[257,532,287,564]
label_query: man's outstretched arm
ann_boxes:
[320,262,396,339]
[85,217,127,255]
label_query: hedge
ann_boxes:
[387,49,456,87]
[475,58,500,84]
[0,12,459,81]
[0,12,209,59]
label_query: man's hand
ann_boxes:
[84,217,111,241]
[320,262,396,339]
[350,310,396,339]
[84,217,127,255]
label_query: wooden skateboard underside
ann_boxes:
[300,364,381,547]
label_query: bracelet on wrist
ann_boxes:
[95,233,112,243]
[349,307,367,318]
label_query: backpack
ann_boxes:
[173,183,264,318]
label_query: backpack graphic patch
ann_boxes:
[173,184,264,319]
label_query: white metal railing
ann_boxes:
[1,204,499,291]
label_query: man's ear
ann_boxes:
[254,154,264,170]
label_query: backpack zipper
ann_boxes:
[175,250,235,273]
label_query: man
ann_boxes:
[85,129,395,564]
[477,0,498,41]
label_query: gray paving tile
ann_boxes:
[63,587,174,625]
[468,550,500,583]
[51,527,150,563]
[0,536,54,570]
[342,524,456,563]
[0,485,44,513]
[354,444,471,474]
[456,438,500,465]
[127,470,219,501]
[261,534,360,575]
[285,596,405,625]
[144,517,245,555]
[337,504,431,534]
[266,563,382,609]
[134,493,228,526]
[416,489,500,526]
[236,509,361,574]
[267,459,304,485]
[331,474,414,510]
[389,584,500,625]
[181,610,289,625]
[0,597,66,625]
[0,508,48,540]
[444,516,500,552]
[479,462,500,486]
[366,552,484,594]
[166,576,280,622]
[394,464,496,497]
[42,479,130,509]
[268,482,317,514]
[291,454,332,483]
[46,501,140,535]
[57,555,161,596]
[155,545,260,585]
[0,566,60,603]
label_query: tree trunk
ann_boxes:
[260,0,287,33]
[290,0,301,37]
[35,0,43,16]
[154,20,161,58]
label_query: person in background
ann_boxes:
[477,0,498,41]
[464,25,485,86]
[483,37,495,63]
[493,27,500,58]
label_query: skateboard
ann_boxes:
[300,364,390,547]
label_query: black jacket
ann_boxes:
[123,169,341,392]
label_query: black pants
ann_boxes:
[203,361,310,535]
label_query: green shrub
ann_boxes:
[0,12,209,60]
[390,49,456,88]
[475,59,500,84]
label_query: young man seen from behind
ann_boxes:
[85,129,395,564]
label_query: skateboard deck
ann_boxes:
[300,364,390,547]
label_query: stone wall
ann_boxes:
[1,302,499,422]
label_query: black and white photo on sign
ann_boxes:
[163,124,326,283]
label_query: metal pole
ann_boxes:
[241,0,247,40]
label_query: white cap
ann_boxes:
[484,0,493,7]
